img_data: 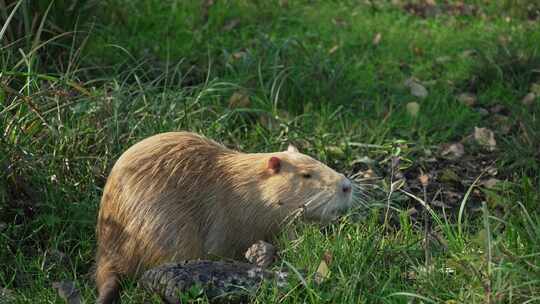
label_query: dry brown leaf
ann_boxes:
[419,174,429,187]
[441,143,465,159]
[474,127,496,151]
[228,91,250,109]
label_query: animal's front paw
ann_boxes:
[244,241,276,268]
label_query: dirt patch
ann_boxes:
[351,137,506,224]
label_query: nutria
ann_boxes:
[95,131,355,303]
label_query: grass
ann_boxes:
[1,0,539,303]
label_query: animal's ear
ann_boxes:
[287,144,299,153]
[267,156,281,174]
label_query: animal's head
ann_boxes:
[256,144,357,222]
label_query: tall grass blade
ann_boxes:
[0,0,23,44]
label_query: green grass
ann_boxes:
[1,0,540,303]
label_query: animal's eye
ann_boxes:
[302,173,312,179]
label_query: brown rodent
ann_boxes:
[95,131,354,303]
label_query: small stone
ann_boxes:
[244,241,276,268]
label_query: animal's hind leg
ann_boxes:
[96,257,121,304]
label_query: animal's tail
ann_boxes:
[95,256,120,304]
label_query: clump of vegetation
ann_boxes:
[1,0,539,303]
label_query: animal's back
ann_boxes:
[95,132,236,303]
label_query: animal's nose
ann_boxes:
[341,179,352,193]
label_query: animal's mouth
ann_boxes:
[300,190,353,223]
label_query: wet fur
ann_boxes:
[95,132,349,303]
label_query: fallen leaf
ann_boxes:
[44,249,68,268]
[406,102,420,117]
[0,288,15,303]
[332,17,348,27]
[441,143,465,159]
[52,281,81,304]
[474,127,497,151]
[492,114,512,134]
[279,0,289,8]
[363,168,377,179]
[413,46,424,56]
[228,91,250,109]
[327,146,345,159]
[460,49,476,58]
[231,51,247,60]
[404,78,428,98]
[489,104,507,114]
[419,174,429,187]
[372,32,382,46]
[531,83,540,95]
[431,200,451,208]
[457,93,476,107]
[521,92,536,106]
[480,178,501,189]
[435,56,451,63]
[222,18,240,32]
[440,168,460,183]
[322,251,333,265]
[328,45,340,54]
[315,259,331,284]
[474,107,489,117]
